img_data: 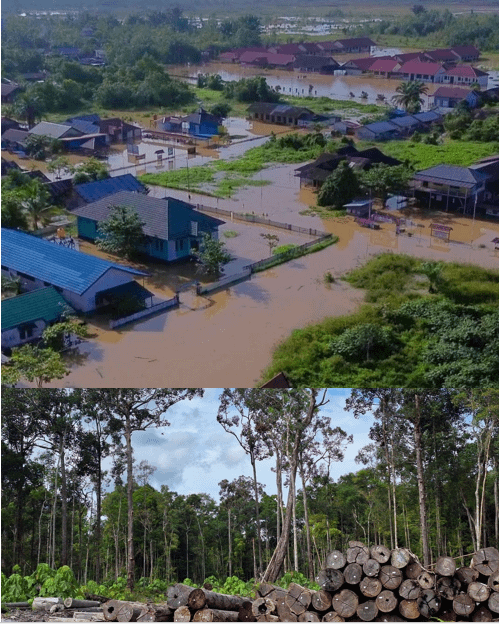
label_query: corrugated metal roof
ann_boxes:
[73,191,225,241]
[63,119,100,135]
[1,286,75,331]
[413,111,442,123]
[29,122,78,139]
[363,121,399,133]
[1,228,146,296]
[414,164,490,186]
[389,115,420,128]
[75,174,148,203]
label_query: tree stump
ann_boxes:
[363,559,381,578]
[437,576,461,600]
[344,563,363,585]
[417,571,435,590]
[472,548,499,576]
[417,589,441,618]
[405,562,423,580]
[399,579,421,601]
[370,545,391,564]
[332,589,359,618]
[326,551,346,570]
[316,569,344,592]
[435,556,457,577]
[360,577,382,599]
[472,606,493,622]
[285,583,312,616]
[379,566,402,590]
[252,598,276,617]
[468,582,491,602]
[456,567,479,585]
[311,591,332,612]
[453,592,475,617]
[298,612,321,622]
[487,570,499,592]
[192,609,239,622]
[488,591,499,614]
[188,589,247,612]
[356,601,378,622]
[398,600,420,620]
[375,591,397,613]
[173,606,191,622]
[168,585,197,609]
[390,548,412,569]
[321,613,344,622]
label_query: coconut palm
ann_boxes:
[11,92,44,129]
[392,80,428,114]
[20,179,54,230]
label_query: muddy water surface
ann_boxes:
[45,163,499,389]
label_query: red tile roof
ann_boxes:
[398,60,446,75]
[445,65,488,78]
[451,45,480,57]
[433,86,473,99]
[343,57,377,70]
[368,58,401,73]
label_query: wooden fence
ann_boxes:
[109,295,179,329]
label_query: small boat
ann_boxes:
[361,91,368,99]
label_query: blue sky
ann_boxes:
[126,389,375,501]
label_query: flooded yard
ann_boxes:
[39,162,499,388]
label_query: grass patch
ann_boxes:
[253,236,337,273]
[300,206,347,218]
[223,230,239,238]
[284,95,384,115]
[140,166,214,189]
[363,139,499,169]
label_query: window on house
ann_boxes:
[19,325,34,340]
[422,181,429,188]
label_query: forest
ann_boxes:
[1,388,498,605]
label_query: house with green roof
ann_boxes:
[73,191,225,263]
[2,286,75,350]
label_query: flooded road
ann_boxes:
[42,163,499,388]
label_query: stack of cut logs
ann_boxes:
[20,544,499,623]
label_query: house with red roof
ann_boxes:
[397,60,447,83]
[368,58,401,78]
[450,45,480,62]
[432,86,482,109]
[423,48,460,64]
[239,51,295,69]
[393,52,427,64]
[341,57,377,75]
[330,37,377,53]
[443,65,489,88]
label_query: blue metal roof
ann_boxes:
[413,111,442,123]
[75,174,148,203]
[64,119,100,135]
[390,115,420,128]
[363,121,399,133]
[1,228,146,296]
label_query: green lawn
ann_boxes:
[361,139,499,169]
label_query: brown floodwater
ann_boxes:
[40,163,499,389]
[171,62,439,111]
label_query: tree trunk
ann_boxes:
[64,599,101,608]
[192,609,239,622]
[137,604,173,623]
[32,598,64,611]
[325,551,346,569]
[188,589,248,611]
[228,508,232,578]
[167,584,196,609]
[60,433,68,566]
[315,568,344,592]
[310,591,331,612]
[414,395,431,567]
[375,591,397,613]
[125,411,135,591]
[299,463,314,581]
[252,598,276,617]
[332,589,358,619]
[173,606,191,622]
[238,601,256,623]
[292,484,298,573]
[359,577,382,598]
[251,456,263,573]
[285,583,312,616]
[356,601,378,622]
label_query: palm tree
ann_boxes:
[20,180,54,230]
[392,81,428,114]
[11,92,44,129]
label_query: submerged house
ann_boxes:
[74,191,225,263]
[157,108,221,138]
[247,103,324,126]
[1,228,148,314]
[412,164,490,213]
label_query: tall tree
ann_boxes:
[317,161,361,209]
[91,389,204,590]
[97,205,146,260]
[392,81,428,114]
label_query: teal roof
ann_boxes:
[1,228,147,295]
[1,287,75,331]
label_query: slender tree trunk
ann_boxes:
[60,433,68,566]
[37,491,47,567]
[299,463,314,581]
[95,427,102,584]
[494,457,499,548]
[251,456,263,572]
[125,409,135,591]
[414,395,431,567]
[70,495,75,570]
[228,508,232,578]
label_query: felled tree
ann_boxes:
[194,232,232,275]
[97,205,146,259]
[317,161,360,209]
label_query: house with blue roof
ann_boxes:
[356,121,401,141]
[2,286,75,350]
[73,191,225,263]
[388,115,423,136]
[1,228,149,313]
[157,108,221,138]
[71,174,148,208]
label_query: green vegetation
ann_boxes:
[262,254,499,387]
[223,230,239,238]
[370,139,499,169]
[253,236,337,273]
[97,205,146,260]
[317,161,361,209]
[194,232,232,275]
